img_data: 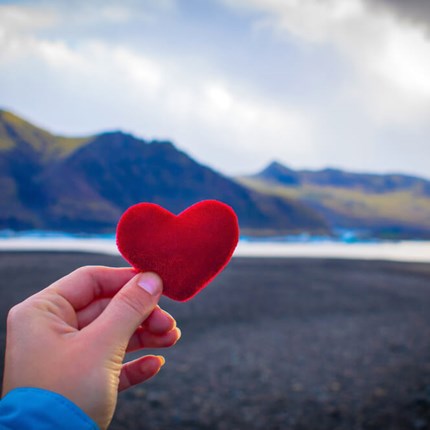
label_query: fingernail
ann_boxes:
[157,356,166,366]
[137,272,162,296]
[176,327,182,340]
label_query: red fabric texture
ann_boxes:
[116,200,239,301]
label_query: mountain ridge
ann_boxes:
[4,108,429,238]
[239,160,430,238]
[0,110,327,234]
[258,161,430,193]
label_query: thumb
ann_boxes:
[90,271,163,346]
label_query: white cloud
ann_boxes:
[100,5,134,23]
[222,0,430,125]
[0,4,57,62]
[0,2,313,174]
[352,19,430,123]
[0,4,57,32]
[3,0,430,177]
[198,82,312,155]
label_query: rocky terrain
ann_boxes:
[1,252,429,429]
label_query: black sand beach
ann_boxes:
[1,252,430,430]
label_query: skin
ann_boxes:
[1,266,181,430]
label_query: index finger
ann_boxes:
[48,266,137,310]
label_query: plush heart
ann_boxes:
[116,200,239,301]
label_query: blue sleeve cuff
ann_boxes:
[0,387,99,429]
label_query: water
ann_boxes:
[1,231,430,262]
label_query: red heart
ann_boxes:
[116,200,239,301]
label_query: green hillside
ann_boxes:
[0,109,92,159]
[239,162,430,239]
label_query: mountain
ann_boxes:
[0,110,327,235]
[239,161,430,238]
[259,162,430,194]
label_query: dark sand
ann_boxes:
[1,252,430,430]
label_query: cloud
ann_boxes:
[2,0,430,178]
[0,3,57,32]
[221,0,430,125]
[217,0,430,178]
[366,0,430,30]
[0,1,313,174]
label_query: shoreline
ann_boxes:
[1,237,430,263]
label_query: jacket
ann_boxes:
[0,388,98,429]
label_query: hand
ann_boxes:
[1,266,181,429]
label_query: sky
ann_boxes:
[1,0,430,178]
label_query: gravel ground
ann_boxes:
[0,252,430,430]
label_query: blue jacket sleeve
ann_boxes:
[0,388,99,429]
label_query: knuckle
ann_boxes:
[166,330,180,347]
[122,364,133,388]
[72,265,95,277]
[7,303,27,326]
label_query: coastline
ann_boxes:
[1,236,430,263]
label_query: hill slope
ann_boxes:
[0,110,327,234]
[239,161,430,238]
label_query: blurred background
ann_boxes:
[1,1,430,429]
[2,0,430,240]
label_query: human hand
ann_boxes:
[1,266,181,429]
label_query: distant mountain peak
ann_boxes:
[264,160,291,171]
[266,160,284,169]
[149,139,175,148]
[0,109,53,152]
[98,130,130,137]
[0,109,92,158]
[258,160,300,185]
[0,109,50,134]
